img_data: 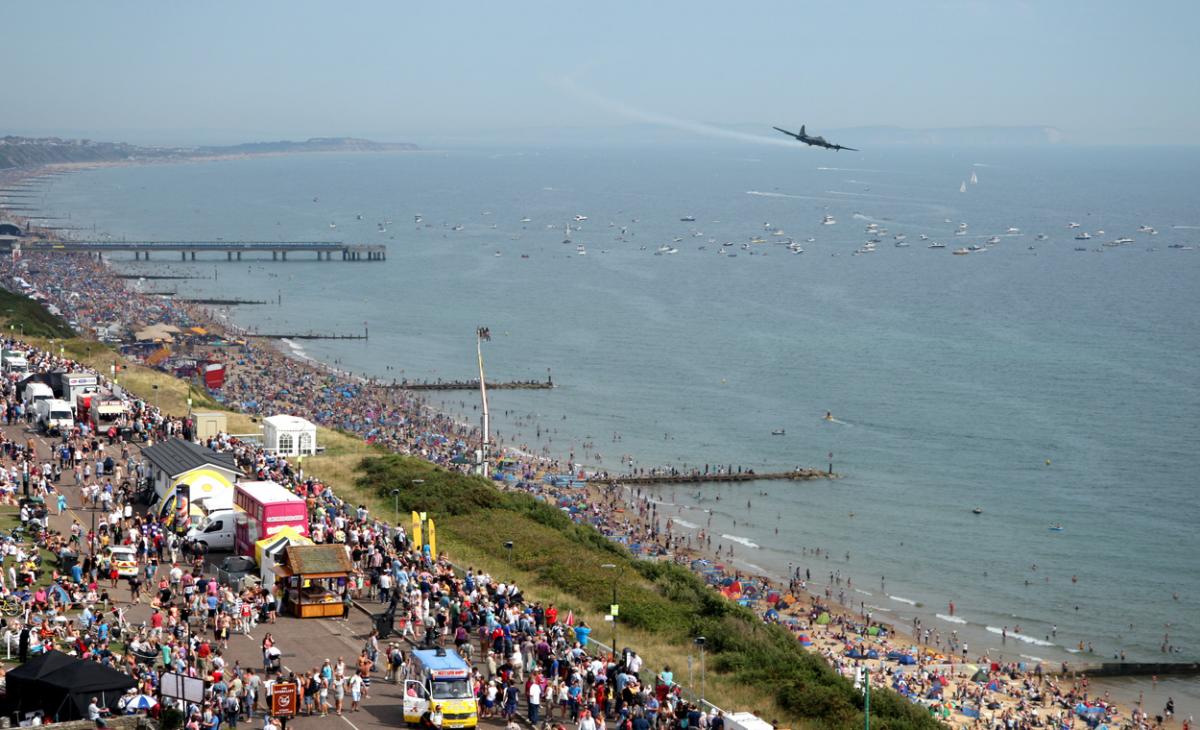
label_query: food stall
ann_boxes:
[277,545,352,619]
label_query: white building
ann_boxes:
[263,414,317,456]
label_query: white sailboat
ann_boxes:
[970,170,978,185]
[959,181,967,193]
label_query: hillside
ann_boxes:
[0,135,418,170]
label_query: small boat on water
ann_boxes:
[1067,222,1081,229]
[972,507,983,515]
[959,181,967,193]
[822,215,836,225]
[986,236,1001,245]
[970,170,978,185]
[952,247,971,255]
[771,429,786,436]
[928,241,946,249]
[1049,524,1064,532]
[1074,232,1092,240]
[680,215,696,222]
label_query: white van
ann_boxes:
[35,398,75,434]
[23,382,53,410]
[186,507,238,551]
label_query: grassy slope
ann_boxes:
[0,289,939,730]
[352,455,940,730]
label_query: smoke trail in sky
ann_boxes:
[554,76,796,147]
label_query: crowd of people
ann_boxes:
[0,248,1185,730]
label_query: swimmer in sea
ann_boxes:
[824,411,833,420]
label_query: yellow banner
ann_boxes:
[411,510,422,553]
[427,518,437,558]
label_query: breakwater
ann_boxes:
[587,467,835,485]
[390,379,554,391]
[1056,661,1200,678]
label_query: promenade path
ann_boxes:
[8,420,512,730]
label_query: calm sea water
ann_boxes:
[37,146,1200,711]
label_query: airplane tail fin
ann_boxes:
[800,125,806,136]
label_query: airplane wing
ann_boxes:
[833,145,859,152]
[772,127,800,139]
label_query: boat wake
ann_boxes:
[985,626,1055,647]
[936,613,967,625]
[721,534,760,549]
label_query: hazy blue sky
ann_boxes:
[6,1,1198,145]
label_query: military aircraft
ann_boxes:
[773,125,858,151]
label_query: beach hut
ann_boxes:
[263,414,318,456]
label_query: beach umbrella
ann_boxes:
[121,694,159,713]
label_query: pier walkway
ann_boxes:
[389,378,554,391]
[587,468,835,485]
[9,239,387,261]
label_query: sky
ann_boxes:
[5,0,1199,146]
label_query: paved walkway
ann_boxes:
[7,421,511,730]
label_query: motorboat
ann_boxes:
[1074,232,1091,240]
[986,236,1001,245]
[952,247,971,255]
[1067,222,1081,229]
[1006,227,1020,234]
[972,507,983,515]
[680,215,696,222]
[928,241,946,249]
[822,215,836,225]
[771,429,786,436]
[574,214,588,222]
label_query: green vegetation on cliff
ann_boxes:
[359,454,941,730]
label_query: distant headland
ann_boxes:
[0,135,418,170]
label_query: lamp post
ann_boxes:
[475,326,491,477]
[391,489,401,526]
[694,636,706,705]
[601,563,622,659]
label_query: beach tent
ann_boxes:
[970,668,989,682]
[815,612,832,625]
[263,415,318,456]
[867,626,881,636]
[4,650,136,721]
[798,635,813,647]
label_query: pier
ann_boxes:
[392,378,554,391]
[7,240,388,262]
[587,468,835,485]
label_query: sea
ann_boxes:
[33,144,1200,715]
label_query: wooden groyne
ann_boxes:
[113,274,201,280]
[390,379,554,391]
[180,297,268,305]
[245,331,367,340]
[1053,661,1200,678]
[587,468,835,485]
